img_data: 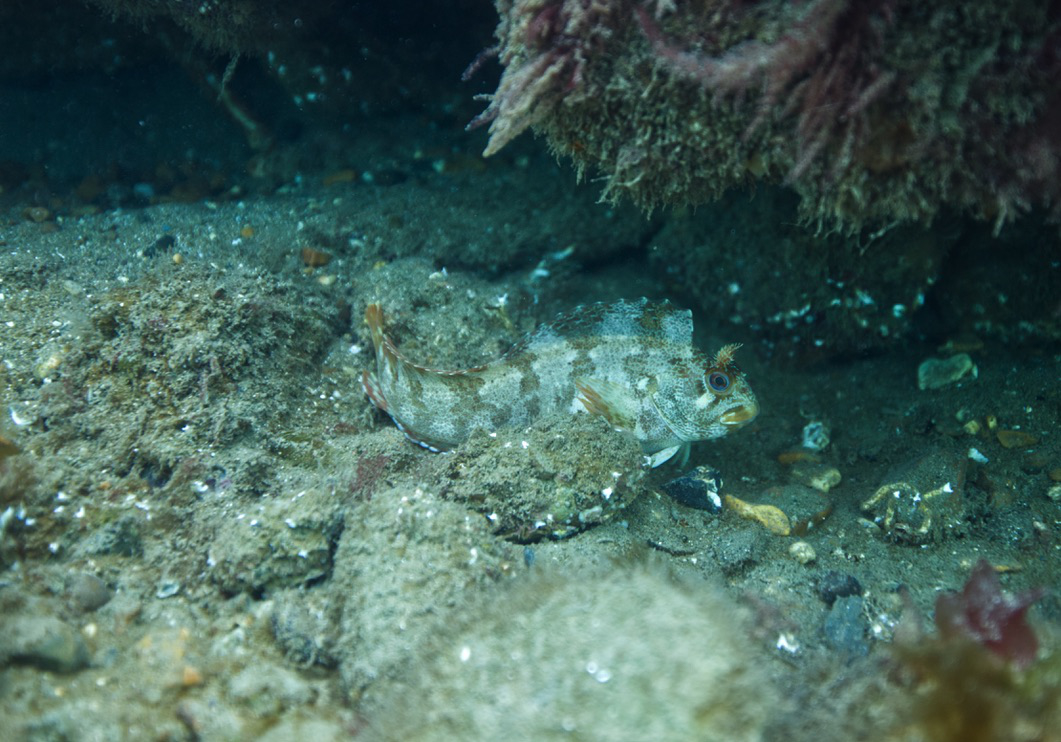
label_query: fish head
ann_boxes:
[654,344,759,443]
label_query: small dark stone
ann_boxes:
[816,571,862,606]
[661,466,723,512]
[823,596,869,657]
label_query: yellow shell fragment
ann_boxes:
[724,495,791,536]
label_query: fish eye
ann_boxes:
[707,371,731,394]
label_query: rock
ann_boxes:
[801,421,831,451]
[661,466,723,512]
[331,483,520,695]
[440,413,647,540]
[789,461,842,494]
[724,495,791,536]
[917,354,975,390]
[359,563,778,741]
[1,615,91,673]
[996,429,1039,449]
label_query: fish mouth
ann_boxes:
[720,401,759,427]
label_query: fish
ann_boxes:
[361,298,759,467]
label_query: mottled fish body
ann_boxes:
[361,298,758,466]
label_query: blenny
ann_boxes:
[361,298,759,466]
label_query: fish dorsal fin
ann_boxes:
[521,298,693,353]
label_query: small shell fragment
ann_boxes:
[917,354,975,390]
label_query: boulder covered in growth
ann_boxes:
[473,0,1061,233]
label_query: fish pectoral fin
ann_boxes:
[645,444,683,468]
[574,377,638,431]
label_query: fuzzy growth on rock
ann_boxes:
[477,0,1061,233]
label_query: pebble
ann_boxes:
[789,461,842,494]
[1047,484,1061,503]
[788,541,816,564]
[65,572,113,612]
[800,421,831,451]
[917,353,975,390]
[996,429,1039,449]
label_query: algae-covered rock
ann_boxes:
[361,561,777,741]
[440,412,649,540]
[482,0,1061,232]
